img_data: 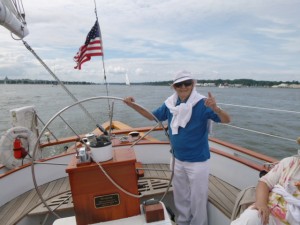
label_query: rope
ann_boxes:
[95,155,144,199]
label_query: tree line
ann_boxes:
[0,79,95,85]
[1,78,299,87]
[139,78,299,87]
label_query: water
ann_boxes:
[0,84,299,159]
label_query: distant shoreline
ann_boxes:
[0,78,299,88]
[1,82,300,89]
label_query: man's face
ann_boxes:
[173,79,194,101]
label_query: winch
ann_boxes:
[76,133,112,164]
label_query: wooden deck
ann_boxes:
[0,177,70,225]
[209,175,240,218]
[0,163,240,224]
[138,163,240,218]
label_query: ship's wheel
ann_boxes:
[30,96,172,220]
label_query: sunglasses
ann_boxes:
[174,79,193,88]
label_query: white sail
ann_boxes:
[125,73,130,86]
[0,0,29,38]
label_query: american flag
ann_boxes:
[74,21,103,70]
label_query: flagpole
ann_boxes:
[93,0,110,111]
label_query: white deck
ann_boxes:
[53,203,173,225]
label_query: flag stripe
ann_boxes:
[75,50,102,64]
[74,40,102,59]
[73,21,103,70]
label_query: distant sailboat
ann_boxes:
[4,76,8,85]
[125,73,130,86]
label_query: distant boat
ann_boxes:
[125,73,130,86]
[218,84,228,88]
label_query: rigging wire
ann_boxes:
[93,0,110,110]
[222,124,296,142]
[217,103,299,143]
[219,103,300,114]
[22,40,107,133]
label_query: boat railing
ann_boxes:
[209,137,276,164]
[215,102,300,159]
[218,102,299,142]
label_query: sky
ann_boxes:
[0,0,300,83]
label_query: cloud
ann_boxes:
[135,68,144,76]
[107,66,127,75]
[0,0,299,82]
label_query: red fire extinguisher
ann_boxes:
[13,138,28,159]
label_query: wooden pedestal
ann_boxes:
[66,148,140,225]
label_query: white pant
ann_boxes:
[172,158,209,225]
[231,208,276,225]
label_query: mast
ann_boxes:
[125,73,130,86]
[93,0,110,110]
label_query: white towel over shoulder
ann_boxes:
[165,88,205,135]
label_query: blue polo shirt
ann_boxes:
[152,98,221,162]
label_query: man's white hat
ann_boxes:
[173,70,194,84]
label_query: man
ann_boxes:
[124,70,230,225]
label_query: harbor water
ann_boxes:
[0,84,299,160]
